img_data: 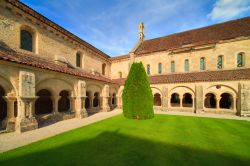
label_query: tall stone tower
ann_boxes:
[138,22,144,41]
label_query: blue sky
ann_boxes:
[20,0,250,57]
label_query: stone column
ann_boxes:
[216,96,221,111]
[162,87,168,111]
[15,71,38,133]
[195,85,203,113]
[101,85,110,112]
[3,96,16,132]
[180,96,183,108]
[75,80,88,118]
[53,95,60,114]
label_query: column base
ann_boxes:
[3,117,16,132]
[76,109,88,118]
[102,107,110,112]
[16,117,38,133]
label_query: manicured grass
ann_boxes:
[1,115,250,166]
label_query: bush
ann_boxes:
[122,62,154,119]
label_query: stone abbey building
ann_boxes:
[0,0,250,133]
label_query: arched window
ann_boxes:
[76,52,82,67]
[102,63,106,75]
[200,57,205,70]
[147,64,150,75]
[217,55,223,69]
[182,93,193,107]
[184,59,189,72]
[171,61,175,73]
[237,52,244,67]
[93,92,100,107]
[220,93,233,109]
[20,30,33,52]
[158,63,162,74]
[154,93,161,106]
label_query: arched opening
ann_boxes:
[170,93,180,107]
[20,29,33,52]
[112,93,116,105]
[85,92,90,109]
[93,92,100,107]
[154,93,161,106]
[102,63,106,75]
[204,93,216,108]
[108,93,111,106]
[182,93,193,107]
[58,90,70,112]
[220,93,233,109]
[76,52,82,67]
[35,89,53,115]
[0,86,7,130]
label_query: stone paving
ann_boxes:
[1,109,250,153]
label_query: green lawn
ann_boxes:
[1,115,250,166]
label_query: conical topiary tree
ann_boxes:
[122,62,154,119]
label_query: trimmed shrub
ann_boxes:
[122,62,154,119]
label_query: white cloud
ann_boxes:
[208,0,250,21]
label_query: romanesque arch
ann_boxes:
[35,89,53,115]
[182,93,193,107]
[220,93,233,109]
[204,93,216,108]
[85,91,91,109]
[93,92,100,107]
[154,93,162,106]
[170,93,180,107]
[58,90,71,112]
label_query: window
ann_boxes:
[184,59,189,72]
[158,63,162,74]
[200,57,205,70]
[217,55,223,69]
[118,71,122,78]
[237,53,244,67]
[147,64,150,75]
[171,61,175,73]
[76,52,81,67]
[102,63,106,75]
[20,30,32,51]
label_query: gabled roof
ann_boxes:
[113,69,250,85]
[135,17,250,55]
[110,54,129,62]
[0,47,116,84]
[5,0,110,60]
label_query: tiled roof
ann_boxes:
[135,17,250,55]
[110,54,129,62]
[5,0,110,60]
[113,69,250,85]
[0,48,116,84]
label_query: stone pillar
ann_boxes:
[216,96,221,111]
[180,96,183,108]
[75,80,88,118]
[53,95,60,114]
[162,87,168,111]
[240,83,250,116]
[101,85,110,112]
[195,85,203,113]
[3,96,16,132]
[15,71,38,133]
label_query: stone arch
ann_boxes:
[204,93,216,108]
[58,90,71,112]
[182,93,193,107]
[151,87,162,96]
[154,93,161,106]
[220,93,233,109]
[85,91,91,109]
[169,86,195,97]
[93,92,100,107]
[170,93,180,107]
[35,89,53,115]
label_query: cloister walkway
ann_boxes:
[0,109,250,153]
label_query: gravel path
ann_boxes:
[0,109,122,153]
[1,109,249,153]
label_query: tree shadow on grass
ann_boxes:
[1,131,249,166]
